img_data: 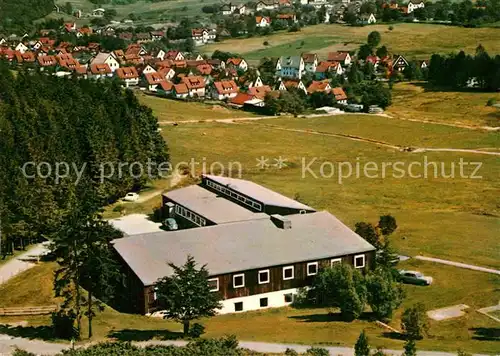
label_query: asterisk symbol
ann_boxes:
[256,156,270,169]
[273,156,288,169]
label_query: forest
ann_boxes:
[0,63,169,254]
[0,0,54,32]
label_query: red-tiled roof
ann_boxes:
[307,80,331,94]
[214,80,239,95]
[248,85,271,99]
[145,72,165,84]
[301,53,316,63]
[158,81,173,91]
[230,92,254,106]
[116,66,139,79]
[332,87,347,101]
[327,51,349,62]
[316,61,339,73]
[196,63,212,75]
[256,16,271,24]
[174,83,189,94]
[38,55,57,66]
[90,63,111,74]
[227,58,243,66]
[182,76,205,89]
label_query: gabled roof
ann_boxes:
[307,80,331,94]
[196,63,213,75]
[230,92,254,105]
[248,85,272,99]
[301,52,317,63]
[332,87,347,101]
[182,75,206,89]
[145,72,164,84]
[279,56,302,69]
[214,80,239,95]
[316,61,340,73]
[226,57,244,66]
[37,55,57,66]
[158,81,173,91]
[90,63,111,74]
[327,51,350,62]
[174,83,189,94]
[91,52,114,65]
[256,16,271,23]
[112,210,375,285]
[116,66,139,79]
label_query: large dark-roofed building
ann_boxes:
[113,175,375,315]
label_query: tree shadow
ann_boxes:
[382,331,407,341]
[108,329,183,342]
[470,327,500,341]
[289,311,376,323]
[0,324,58,341]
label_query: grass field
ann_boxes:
[137,93,257,122]
[0,260,498,353]
[389,82,500,127]
[204,23,500,61]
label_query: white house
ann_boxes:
[191,28,217,46]
[226,58,248,72]
[302,53,318,73]
[212,80,239,100]
[407,0,425,13]
[359,13,376,24]
[116,67,139,87]
[92,8,105,17]
[91,52,120,72]
[256,0,278,11]
[142,65,156,75]
[182,76,206,97]
[276,56,305,80]
[156,49,166,60]
[15,42,28,54]
[256,16,271,27]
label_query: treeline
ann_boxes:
[0,0,54,32]
[0,63,169,254]
[428,46,500,90]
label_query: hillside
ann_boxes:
[0,0,54,31]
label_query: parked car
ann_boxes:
[399,270,433,285]
[163,218,178,231]
[123,192,139,202]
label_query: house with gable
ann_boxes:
[89,63,113,80]
[256,16,272,27]
[116,67,140,87]
[332,87,348,105]
[191,28,217,46]
[407,0,425,13]
[392,54,409,72]
[327,51,352,66]
[226,58,248,72]
[211,79,239,100]
[301,53,318,73]
[315,61,343,79]
[182,76,206,97]
[91,52,120,72]
[276,56,305,79]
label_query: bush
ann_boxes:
[112,205,125,213]
[388,25,394,31]
[188,323,206,338]
[285,348,299,356]
[306,347,330,356]
[401,303,429,340]
[12,349,35,356]
[486,98,497,106]
[263,41,269,46]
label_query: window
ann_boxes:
[152,287,158,301]
[233,274,245,288]
[283,266,294,280]
[258,270,270,284]
[234,302,243,312]
[354,254,365,269]
[208,278,219,292]
[307,262,318,276]
[330,258,342,267]
[260,298,268,307]
[284,293,293,303]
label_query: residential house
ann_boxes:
[173,83,189,99]
[283,80,307,95]
[191,28,217,46]
[208,59,225,69]
[64,22,76,32]
[15,42,28,54]
[248,76,264,88]
[256,0,279,10]
[14,51,35,65]
[196,63,213,76]
[302,53,318,73]
[222,3,247,15]
[112,175,375,315]
[76,27,93,38]
[332,87,348,105]
[182,76,206,97]
[276,56,305,80]
[392,54,409,71]
[166,50,185,61]
[226,58,248,72]
[211,80,239,100]
[157,67,176,81]
[419,60,429,69]
[365,55,380,69]
[229,92,257,107]
[359,13,377,24]
[140,64,157,75]
[277,14,297,23]
[407,0,425,13]
[37,55,57,70]
[307,80,331,94]
[91,52,120,72]
[89,63,113,79]
[116,67,140,87]
[155,49,166,60]
[315,61,343,79]
[151,31,165,41]
[144,72,167,92]
[135,33,152,44]
[248,85,272,100]
[92,8,105,17]
[256,16,272,27]
[126,44,148,57]
[327,51,351,66]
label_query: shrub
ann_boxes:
[306,347,330,356]
[401,303,429,340]
[112,204,125,213]
[189,323,206,338]
[285,348,299,356]
[263,41,269,46]
[388,25,394,31]
[51,310,77,339]
[486,98,497,106]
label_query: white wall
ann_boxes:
[217,288,299,314]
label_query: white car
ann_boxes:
[123,192,139,202]
[399,270,433,286]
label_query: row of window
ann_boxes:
[205,179,263,211]
[207,255,365,292]
[233,293,294,312]
[175,205,207,227]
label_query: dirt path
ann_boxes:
[0,243,50,285]
[261,125,500,156]
[415,256,500,275]
[387,114,500,132]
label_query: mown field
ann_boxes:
[204,23,500,61]
[0,260,498,353]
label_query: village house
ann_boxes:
[365,55,381,69]
[276,56,305,80]
[157,67,176,81]
[307,80,331,94]
[15,42,28,54]
[211,80,239,100]
[144,72,168,92]
[282,79,307,95]
[116,67,140,87]
[248,85,272,100]
[277,14,298,23]
[222,3,247,15]
[332,87,348,105]
[392,54,409,71]
[256,16,272,27]
[327,51,352,66]
[92,8,105,17]
[112,175,375,315]
[76,27,92,38]
[173,83,189,99]
[191,28,217,46]
[150,31,165,41]
[89,63,113,80]
[165,50,185,61]
[302,53,318,73]
[182,76,206,97]
[359,13,377,24]
[226,58,249,72]
[315,61,343,79]
[91,52,120,72]
[37,55,57,70]
[407,0,425,13]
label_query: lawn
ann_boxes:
[388,82,500,127]
[204,23,500,60]
[137,93,257,122]
[160,121,500,268]
[0,260,498,353]
[262,114,500,149]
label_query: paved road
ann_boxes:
[0,336,493,356]
[0,243,50,285]
[415,256,500,275]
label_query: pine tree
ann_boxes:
[354,330,370,356]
